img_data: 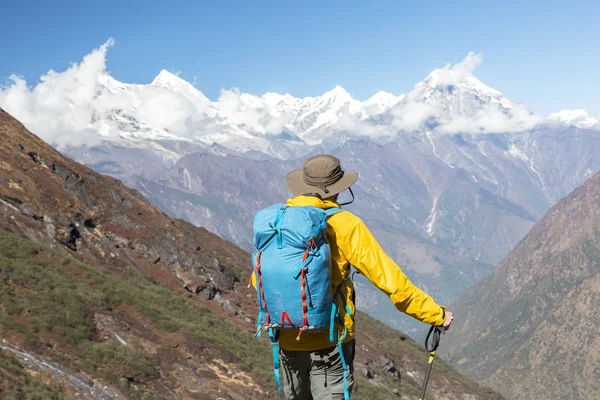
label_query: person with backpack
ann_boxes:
[251,154,454,400]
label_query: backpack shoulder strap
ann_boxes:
[323,207,343,217]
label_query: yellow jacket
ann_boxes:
[261,195,446,351]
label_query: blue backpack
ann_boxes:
[251,203,352,399]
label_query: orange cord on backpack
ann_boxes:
[254,251,272,325]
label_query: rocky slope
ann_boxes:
[443,172,600,399]
[0,108,504,399]
[0,108,267,399]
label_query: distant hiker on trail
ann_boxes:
[251,154,454,400]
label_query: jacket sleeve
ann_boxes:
[339,216,445,326]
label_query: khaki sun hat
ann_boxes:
[286,154,359,198]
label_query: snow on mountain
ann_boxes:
[261,92,301,113]
[151,69,186,87]
[287,85,362,144]
[548,109,600,129]
[151,69,211,104]
[364,91,405,114]
[418,68,513,109]
[389,58,543,135]
[0,41,597,159]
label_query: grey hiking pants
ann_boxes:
[280,340,355,400]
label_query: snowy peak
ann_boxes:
[262,92,298,105]
[305,85,358,113]
[151,69,210,102]
[366,91,403,106]
[364,91,405,113]
[424,69,501,96]
[151,69,184,87]
[548,109,600,129]
[322,85,354,100]
[403,52,515,116]
[364,91,406,109]
[238,92,264,108]
[384,61,534,135]
[412,69,509,108]
[97,73,132,93]
[288,85,363,143]
[316,85,361,112]
[261,92,301,116]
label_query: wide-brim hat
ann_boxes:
[286,154,359,198]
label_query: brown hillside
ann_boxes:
[444,172,600,399]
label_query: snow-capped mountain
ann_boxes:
[363,91,405,114]
[93,67,540,153]
[151,69,212,104]
[2,40,595,160]
[285,86,361,142]
[387,68,542,136]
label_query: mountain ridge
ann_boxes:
[443,171,600,399]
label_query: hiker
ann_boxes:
[252,154,453,400]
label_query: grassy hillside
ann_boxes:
[0,228,271,398]
[0,228,502,399]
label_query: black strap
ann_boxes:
[338,187,355,206]
[425,325,442,352]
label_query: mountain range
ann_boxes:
[1,42,599,338]
[0,108,504,399]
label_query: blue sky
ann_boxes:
[1,0,599,114]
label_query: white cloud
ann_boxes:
[216,89,294,134]
[439,102,544,134]
[391,102,438,132]
[428,52,483,87]
[548,109,600,129]
[337,107,391,137]
[0,39,116,148]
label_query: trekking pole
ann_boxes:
[418,325,442,400]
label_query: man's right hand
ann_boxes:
[443,310,454,331]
